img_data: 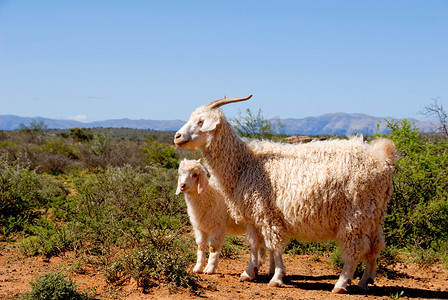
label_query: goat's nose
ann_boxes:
[175,133,182,140]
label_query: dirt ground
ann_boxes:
[1,242,447,300]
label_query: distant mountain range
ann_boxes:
[280,113,436,135]
[0,113,437,136]
[0,115,185,132]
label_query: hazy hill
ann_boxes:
[0,113,436,135]
[0,115,185,132]
[280,113,436,135]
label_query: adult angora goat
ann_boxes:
[174,95,396,293]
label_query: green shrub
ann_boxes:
[21,271,92,300]
[0,156,67,236]
[91,133,110,156]
[377,119,448,249]
[105,238,200,294]
[43,138,78,159]
[142,141,179,169]
[70,128,93,143]
[67,165,186,248]
[233,108,285,140]
[20,218,76,257]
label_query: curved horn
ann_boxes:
[206,95,253,110]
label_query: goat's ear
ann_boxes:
[175,182,182,195]
[197,173,209,194]
[200,116,219,132]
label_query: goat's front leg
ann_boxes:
[193,229,208,273]
[268,248,285,287]
[240,225,262,281]
[239,243,260,281]
[203,228,225,274]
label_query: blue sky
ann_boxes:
[1,1,447,122]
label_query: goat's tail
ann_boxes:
[370,138,397,166]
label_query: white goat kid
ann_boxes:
[174,95,397,293]
[176,158,266,277]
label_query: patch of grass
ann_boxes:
[285,239,336,256]
[21,271,93,300]
[409,247,440,269]
[432,240,448,270]
[220,236,248,259]
[309,255,322,262]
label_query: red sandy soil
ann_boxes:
[1,242,447,300]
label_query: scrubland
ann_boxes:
[1,120,447,299]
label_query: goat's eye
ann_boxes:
[192,173,198,178]
[197,120,204,127]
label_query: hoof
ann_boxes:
[239,270,254,282]
[332,287,347,294]
[193,264,205,274]
[268,279,283,287]
[239,274,252,282]
[203,266,216,274]
[357,277,374,290]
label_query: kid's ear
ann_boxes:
[197,172,209,194]
[200,116,219,132]
[175,182,182,195]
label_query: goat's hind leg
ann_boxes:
[268,248,285,287]
[357,255,377,290]
[332,258,358,293]
[332,235,369,293]
[358,233,384,290]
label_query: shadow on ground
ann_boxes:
[251,273,448,299]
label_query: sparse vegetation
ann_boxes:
[105,239,200,293]
[21,271,93,300]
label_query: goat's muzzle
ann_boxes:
[174,132,186,147]
[179,183,187,191]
